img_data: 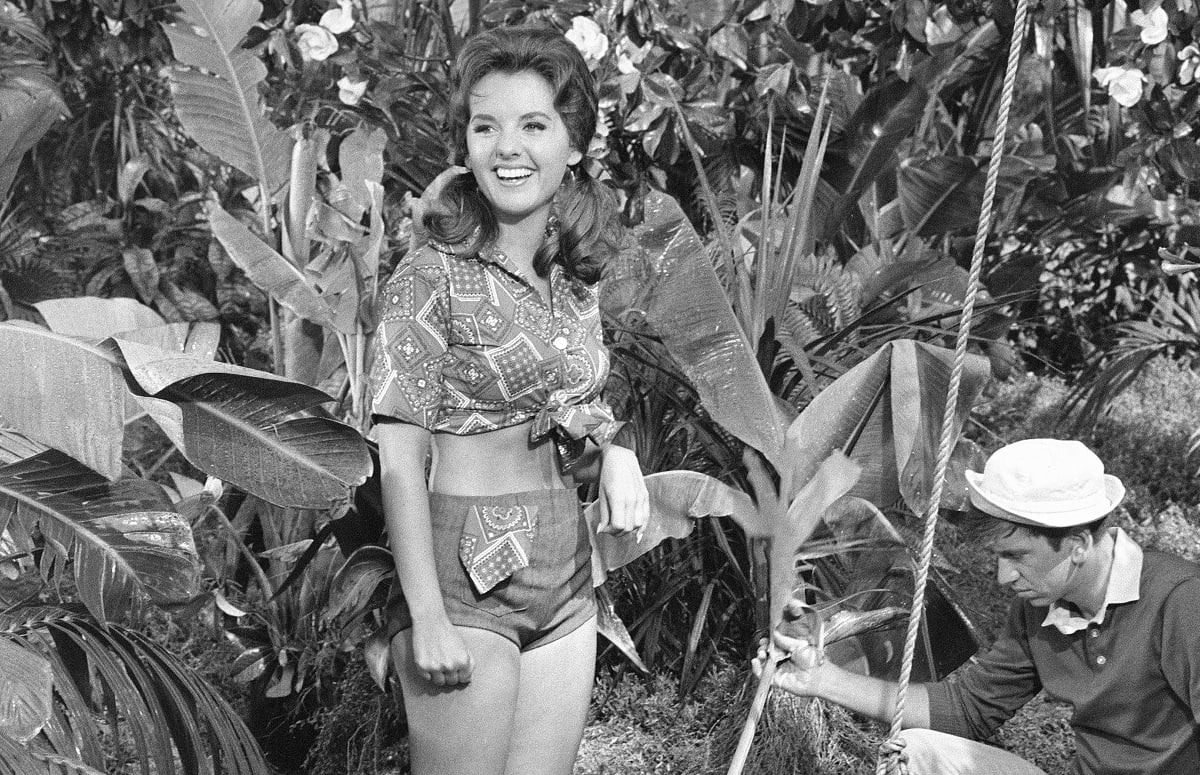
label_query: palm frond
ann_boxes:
[1,606,268,775]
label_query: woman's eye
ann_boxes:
[471,124,495,134]
[524,122,547,131]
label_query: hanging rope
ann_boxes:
[876,1,1031,772]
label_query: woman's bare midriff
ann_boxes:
[428,421,585,495]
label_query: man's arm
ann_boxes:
[758,632,931,728]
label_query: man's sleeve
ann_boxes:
[1158,576,1200,721]
[924,601,1043,740]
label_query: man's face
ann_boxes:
[991,528,1079,607]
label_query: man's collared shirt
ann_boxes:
[1042,528,1142,634]
[926,528,1200,774]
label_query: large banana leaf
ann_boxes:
[162,0,292,195]
[0,320,369,508]
[33,297,220,359]
[0,324,127,480]
[206,203,336,327]
[585,470,758,586]
[0,451,199,623]
[603,191,790,469]
[784,339,989,514]
[1,607,268,775]
[0,62,66,197]
[115,339,370,508]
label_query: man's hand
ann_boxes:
[752,632,825,698]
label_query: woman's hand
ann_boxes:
[595,445,649,537]
[752,632,825,698]
[410,615,474,687]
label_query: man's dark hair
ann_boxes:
[963,507,1108,551]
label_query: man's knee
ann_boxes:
[896,728,944,771]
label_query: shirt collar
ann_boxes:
[1041,526,1142,634]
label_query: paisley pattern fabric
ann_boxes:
[370,242,622,468]
[458,502,538,593]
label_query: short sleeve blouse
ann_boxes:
[368,242,622,463]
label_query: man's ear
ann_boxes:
[1068,529,1094,561]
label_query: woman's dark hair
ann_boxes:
[422,25,621,285]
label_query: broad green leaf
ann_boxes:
[0,2,50,51]
[0,637,52,743]
[162,0,293,195]
[0,424,47,466]
[0,730,104,775]
[323,545,394,624]
[363,626,391,690]
[0,67,66,197]
[783,339,989,514]
[338,128,387,218]
[33,296,165,338]
[111,322,221,361]
[595,584,649,674]
[206,202,336,327]
[604,192,789,468]
[114,339,370,508]
[0,451,199,623]
[895,155,1034,236]
[0,323,127,480]
[586,471,758,586]
[821,76,928,239]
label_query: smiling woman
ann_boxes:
[367,25,647,775]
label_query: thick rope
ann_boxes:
[876,2,1032,773]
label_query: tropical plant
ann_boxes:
[0,295,370,770]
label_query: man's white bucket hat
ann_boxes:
[965,439,1125,528]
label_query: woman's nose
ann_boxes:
[495,127,520,157]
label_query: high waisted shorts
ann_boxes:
[386,489,596,650]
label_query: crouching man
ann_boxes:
[755,438,1200,774]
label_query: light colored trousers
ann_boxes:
[898,729,1049,775]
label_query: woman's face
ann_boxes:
[465,70,583,224]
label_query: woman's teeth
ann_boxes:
[496,168,532,181]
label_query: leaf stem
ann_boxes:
[727,658,776,775]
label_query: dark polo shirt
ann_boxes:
[926,538,1200,775]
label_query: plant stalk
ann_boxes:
[727,657,777,775]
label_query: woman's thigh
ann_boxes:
[504,616,598,775]
[393,626,522,775]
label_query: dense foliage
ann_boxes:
[3,0,1200,772]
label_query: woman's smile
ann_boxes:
[466,70,583,223]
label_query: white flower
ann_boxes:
[1131,7,1169,46]
[565,16,609,70]
[1179,44,1200,84]
[924,6,963,47]
[617,38,650,75]
[296,24,339,62]
[1094,66,1147,107]
[337,75,368,105]
[320,0,356,35]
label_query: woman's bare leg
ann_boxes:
[503,616,597,775]
[393,626,521,775]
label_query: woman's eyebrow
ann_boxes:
[470,111,553,122]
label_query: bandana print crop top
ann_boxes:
[369,242,623,469]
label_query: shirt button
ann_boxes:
[551,336,569,350]
[1090,629,1099,638]
[1096,655,1107,666]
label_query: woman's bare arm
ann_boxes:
[377,422,473,685]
